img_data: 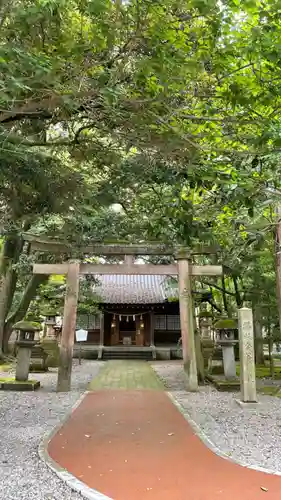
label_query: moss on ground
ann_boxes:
[210,365,224,375]
[0,377,38,384]
[236,364,281,379]
[206,374,240,391]
[89,360,165,390]
[214,380,239,386]
[257,385,281,397]
[0,364,13,372]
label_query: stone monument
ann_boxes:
[237,307,257,405]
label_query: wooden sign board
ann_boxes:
[75,329,88,342]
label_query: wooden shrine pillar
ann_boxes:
[135,316,144,346]
[177,256,198,391]
[99,312,104,346]
[111,315,119,345]
[57,260,80,392]
[150,311,155,346]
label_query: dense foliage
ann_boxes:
[1,0,281,359]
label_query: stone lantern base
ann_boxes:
[220,341,237,380]
[16,340,37,382]
[0,379,40,391]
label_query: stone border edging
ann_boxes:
[167,391,281,478]
[38,390,113,500]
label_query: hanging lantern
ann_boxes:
[127,315,129,322]
[111,315,116,328]
[119,315,122,321]
[133,315,135,321]
[140,314,144,329]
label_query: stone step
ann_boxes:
[102,350,153,361]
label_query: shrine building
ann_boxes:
[75,274,181,360]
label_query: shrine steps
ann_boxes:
[102,347,153,361]
[72,344,181,361]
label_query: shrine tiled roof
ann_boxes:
[93,274,178,304]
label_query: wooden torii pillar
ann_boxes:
[32,260,80,392]
[57,260,80,392]
[177,255,197,391]
[175,251,223,391]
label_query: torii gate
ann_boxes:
[26,235,223,392]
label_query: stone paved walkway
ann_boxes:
[48,361,281,500]
[88,359,165,390]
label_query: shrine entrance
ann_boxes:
[118,316,136,345]
[25,235,223,393]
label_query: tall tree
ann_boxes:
[0,146,82,355]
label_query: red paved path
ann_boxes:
[48,390,281,500]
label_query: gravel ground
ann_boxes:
[153,361,281,473]
[0,360,101,500]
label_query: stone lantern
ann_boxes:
[40,312,60,368]
[45,312,58,339]
[199,311,213,339]
[53,324,62,343]
[214,318,238,380]
[199,312,214,370]
[45,314,56,324]
[13,321,41,382]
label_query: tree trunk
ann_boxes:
[0,234,24,357]
[5,268,18,318]
[3,273,48,353]
[232,275,243,308]
[0,272,14,357]
[274,205,281,337]
[253,304,265,365]
[266,315,275,378]
[221,274,230,315]
[269,337,275,379]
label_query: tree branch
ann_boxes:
[206,298,222,313]
[217,63,254,83]
[201,280,236,297]
[5,274,49,327]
